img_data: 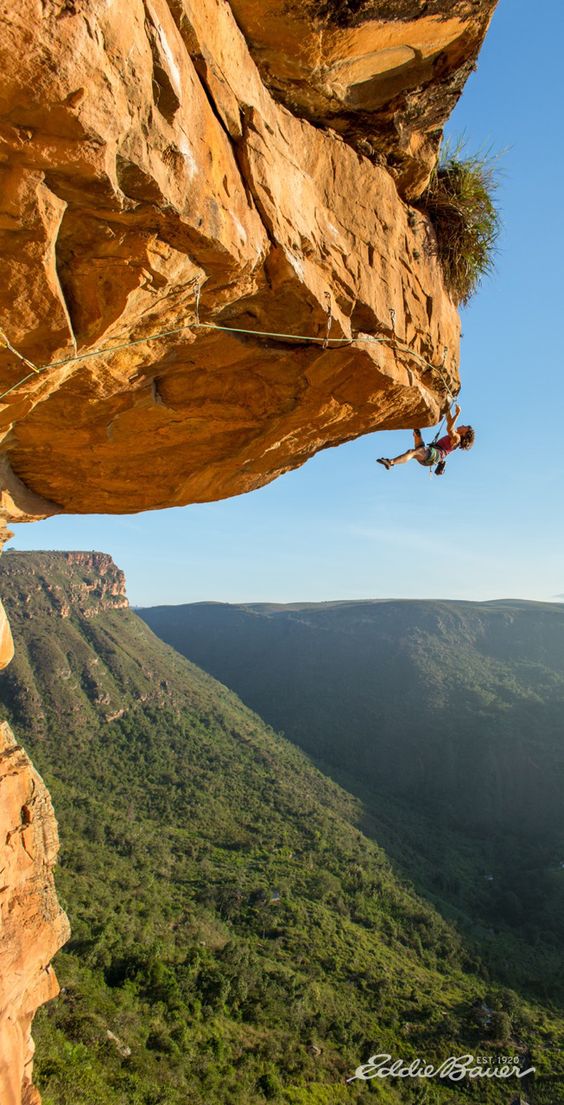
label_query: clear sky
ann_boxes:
[9,0,564,606]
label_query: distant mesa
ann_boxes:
[0,551,128,621]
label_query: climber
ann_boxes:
[377,403,474,475]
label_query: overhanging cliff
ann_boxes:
[0,0,496,526]
[0,2,498,1102]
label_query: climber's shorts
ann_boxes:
[418,446,441,467]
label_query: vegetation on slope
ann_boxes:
[139,598,564,1004]
[0,555,561,1103]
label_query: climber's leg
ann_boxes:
[395,446,428,466]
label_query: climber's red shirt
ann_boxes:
[435,434,458,455]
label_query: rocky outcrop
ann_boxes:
[0,458,58,552]
[0,0,495,525]
[0,551,128,619]
[0,721,69,1105]
[0,600,14,668]
[0,550,124,1103]
[228,0,498,198]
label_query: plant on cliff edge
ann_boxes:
[420,144,501,305]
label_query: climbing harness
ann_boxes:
[419,444,442,468]
[0,282,460,406]
[426,401,463,478]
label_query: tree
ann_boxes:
[490,1010,512,1044]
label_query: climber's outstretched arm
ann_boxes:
[445,403,462,446]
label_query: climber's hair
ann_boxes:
[459,427,475,450]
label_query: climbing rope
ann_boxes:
[431,417,447,445]
[0,328,40,376]
[424,348,462,477]
[0,322,199,402]
[437,346,456,407]
[0,286,460,406]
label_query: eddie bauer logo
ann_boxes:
[346,1053,535,1083]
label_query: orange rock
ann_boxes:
[0,722,69,1105]
[0,0,496,526]
[225,0,498,198]
[0,599,14,668]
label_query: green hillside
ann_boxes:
[138,599,564,1003]
[0,553,560,1104]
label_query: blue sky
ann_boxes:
[10,0,564,606]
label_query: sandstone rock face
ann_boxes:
[0,599,14,669]
[228,0,498,198]
[0,0,495,525]
[0,551,124,1104]
[0,721,70,1105]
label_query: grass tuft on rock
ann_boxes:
[420,147,501,305]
